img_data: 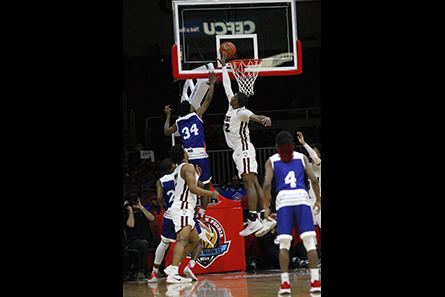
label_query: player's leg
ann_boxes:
[189,157,212,229]
[168,210,195,283]
[183,227,200,281]
[254,175,276,237]
[276,205,295,294]
[148,217,176,282]
[172,225,192,267]
[239,172,263,236]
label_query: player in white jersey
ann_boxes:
[147,158,203,283]
[296,131,321,228]
[166,144,220,283]
[217,52,276,237]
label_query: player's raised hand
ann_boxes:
[164,105,172,116]
[208,71,218,84]
[216,51,227,67]
[195,164,202,176]
[296,131,306,145]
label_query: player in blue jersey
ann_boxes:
[262,131,321,294]
[164,72,218,229]
[147,158,203,283]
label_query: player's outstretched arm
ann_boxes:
[182,163,220,199]
[297,131,321,166]
[163,105,178,136]
[217,52,234,101]
[249,114,272,127]
[196,71,218,119]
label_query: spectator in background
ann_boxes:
[219,175,246,202]
[123,193,157,280]
[145,195,164,216]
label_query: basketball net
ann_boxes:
[228,59,262,97]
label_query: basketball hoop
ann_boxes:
[228,59,262,97]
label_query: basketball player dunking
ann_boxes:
[217,52,276,237]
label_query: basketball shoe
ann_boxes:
[239,219,263,236]
[147,269,158,283]
[310,280,321,292]
[255,216,277,237]
[183,263,198,281]
[166,273,192,284]
[196,211,210,230]
[278,281,291,294]
[164,265,172,276]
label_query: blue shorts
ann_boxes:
[188,157,212,184]
[277,204,315,238]
[161,217,201,241]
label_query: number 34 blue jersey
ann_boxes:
[270,151,307,193]
[175,112,205,149]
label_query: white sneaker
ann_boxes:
[255,217,277,237]
[239,219,263,236]
[146,269,158,283]
[164,265,172,276]
[166,273,192,283]
[183,264,198,281]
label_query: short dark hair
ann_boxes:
[169,144,185,164]
[177,101,191,117]
[235,92,248,107]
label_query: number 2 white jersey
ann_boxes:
[221,65,254,151]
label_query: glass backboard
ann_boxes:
[172,0,302,80]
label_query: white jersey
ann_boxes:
[221,65,254,151]
[308,161,321,202]
[171,162,199,211]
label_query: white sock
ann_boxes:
[281,272,289,284]
[154,240,170,267]
[153,267,159,273]
[311,268,319,282]
[171,265,179,276]
[189,259,196,268]
[199,208,205,216]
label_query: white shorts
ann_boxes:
[233,143,258,178]
[309,198,321,228]
[171,207,196,233]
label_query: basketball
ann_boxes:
[219,42,236,59]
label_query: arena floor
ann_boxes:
[122,268,321,296]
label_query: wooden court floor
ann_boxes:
[123,268,321,296]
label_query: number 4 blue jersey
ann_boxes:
[270,151,307,193]
[175,112,205,149]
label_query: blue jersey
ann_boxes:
[270,151,307,193]
[219,187,246,201]
[160,172,175,210]
[175,112,205,149]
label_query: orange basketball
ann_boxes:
[219,42,236,59]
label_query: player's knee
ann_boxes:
[301,234,316,252]
[278,235,292,251]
